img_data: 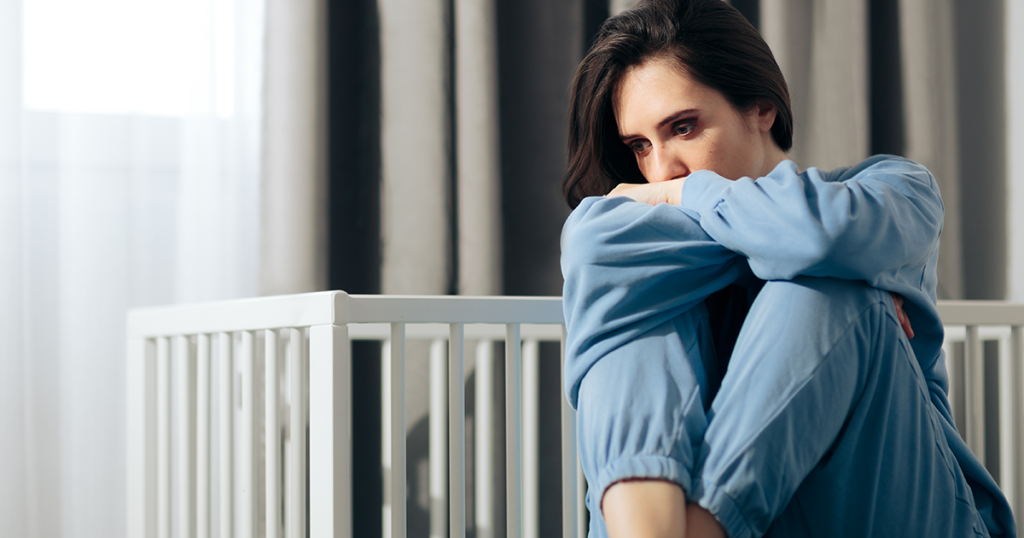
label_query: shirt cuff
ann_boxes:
[694,480,757,538]
[594,454,694,516]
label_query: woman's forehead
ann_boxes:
[613,58,719,130]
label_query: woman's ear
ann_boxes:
[755,102,777,133]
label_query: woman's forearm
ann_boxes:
[678,155,943,288]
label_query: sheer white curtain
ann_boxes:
[0,0,265,536]
[0,2,28,537]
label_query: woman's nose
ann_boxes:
[649,146,687,183]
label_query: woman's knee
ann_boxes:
[743,277,887,346]
[757,276,882,314]
[720,276,892,390]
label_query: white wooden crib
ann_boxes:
[125,292,1023,538]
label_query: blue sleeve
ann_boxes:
[561,196,746,406]
[678,155,944,290]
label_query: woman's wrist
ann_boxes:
[606,177,685,205]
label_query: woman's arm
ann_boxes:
[607,155,935,340]
[677,155,943,289]
[561,196,745,406]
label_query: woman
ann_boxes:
[559,1,1016,537]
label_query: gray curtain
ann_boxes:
[761,0,970,300]
[359,0,1014,315]
[371,0,584,535]
[261,0,329,296]
[379,0,452,296]
[762,0,870,170]
[1009,1,1024,303]
[456,0,503,296]
[897,0,965,299]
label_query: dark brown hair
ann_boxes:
[563,0,792,208]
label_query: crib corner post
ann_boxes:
[309,292,352,538]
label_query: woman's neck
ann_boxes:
[758,140,790,178]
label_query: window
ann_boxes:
[23,0,237,117]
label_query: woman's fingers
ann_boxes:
[890,292,914,339]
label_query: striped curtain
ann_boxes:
[327,0,1010,304]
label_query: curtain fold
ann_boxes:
[899,0,964,299]
[761,0,869,170]
[456,0,503,296]
[379,0,451,295]
[260,0,328,296]
[761,0,963,299]
[1009,0,1024,303]
[0,1,29,535]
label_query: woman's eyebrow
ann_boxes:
[619,108,699,140]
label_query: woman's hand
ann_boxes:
[606,178,685,205]
[891,292,914,339]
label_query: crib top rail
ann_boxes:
[936,301,1024,326]
[126,291,565,339]
[126,293,1024,340]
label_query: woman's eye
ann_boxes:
[629,140,650,154]
[674,123,695,136]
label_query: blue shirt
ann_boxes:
[561,154,1014,536]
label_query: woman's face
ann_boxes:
[613,56,781,183]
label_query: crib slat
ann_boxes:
[559,326,578,538]
[286,328,307,538]
[239,330,256,538]
[942,337,959,431]
[523,339,540,538]
[506,323,522,538]
[266,329,282,538]
[999,330,1015,504]
[448,324,466,538]
[176,335,196,538]
[475,340,494,538]
[430,338,449,538]
[218,333,234,538]
[965,325,986,464]
[196,334,211,538]
[577,456,587,538]
[382,341,392,538]
[574,329,587,538]
[1011,326,1024,533]
[157,337,171,538]
[391,323,407,538]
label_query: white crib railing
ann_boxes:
[938,301,1024,530]
[125,291,577,538]
[126,293,1024,538]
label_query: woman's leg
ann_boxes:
[601,482,726,538]
[603,480,688,538]
[577,306,718,537]
[692,277,987,538]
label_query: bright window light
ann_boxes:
[23,0,237,117]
